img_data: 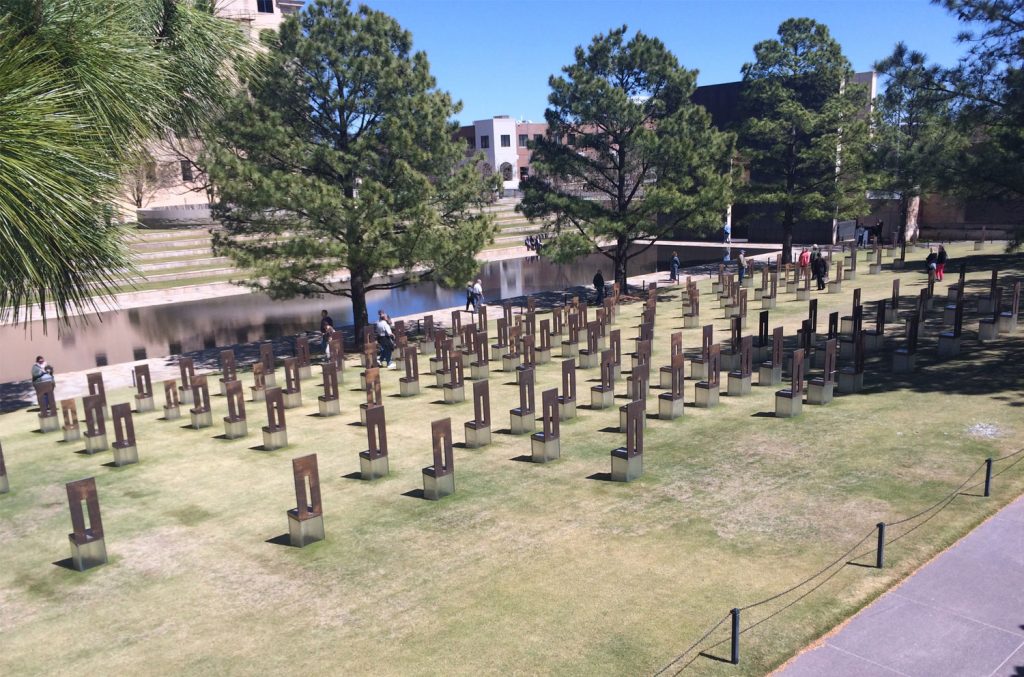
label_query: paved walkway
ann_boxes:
[777,494,1024,677]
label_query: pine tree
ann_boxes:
[739,18,871,263]
[872,43,963,244]
[519,26,734,292]
[206,0,497,341]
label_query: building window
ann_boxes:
[519,134,528,148]
[256,0,274,13]
[567,133,577,146]
[181,160,193,182]
[466,136,475,150]
[480,135,489,149]
[500,134,511,148]
[534,134,543,144]
[500,162,513,181]
[520,167,529,181]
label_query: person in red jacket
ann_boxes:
[798,248,811,281]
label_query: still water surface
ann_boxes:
[0,245,747,381]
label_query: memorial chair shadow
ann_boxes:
[52,557,79,571]
[429,399,447,405]
[509,454,533,463]
[73,448,93,455]
[597,425,621,434]
[585,472,613,482]
[494,427,513,435]
[265,533,295,547]
[751,411,775,418]
[249,444,285,452]
[341,471,363,480]
[400,488,427,500]
[452,441,467,449]
[211,433,232,440]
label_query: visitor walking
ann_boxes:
[319,310,334,353]
[855,222,867,247]
[472,278,484,312]
[811,246,827,290]
[925,248,938,276]
[737,250,748,283]
[669,251,680,282]
[465,281,475,312]
[323,324,336,361]
[593,270,606,305]
[31,356,54,384]
[798,247,811,277]
[936,245,948,281]
[375,310,396,369]
[723,221,732,244]
[873,219,884,245]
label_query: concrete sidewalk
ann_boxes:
[778,494,1024,677]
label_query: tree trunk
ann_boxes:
[350,273,369,348]
[781,204,795,264]
[613,237,629,293]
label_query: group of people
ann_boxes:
[925,245,949,281]
[797,245,830,290]
[854,220,885,248]
[464,279,484,312]
[320,308,398,369]
[524,234,546,252]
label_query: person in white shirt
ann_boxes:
[472,279,484,312]
[375,310,396,368]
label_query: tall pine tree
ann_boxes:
[519,26,734,291]
[872,43,962,244]
[739,18,870,262]
[206,0,497,340]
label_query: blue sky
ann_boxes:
[359,0,970,124]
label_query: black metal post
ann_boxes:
[876,522,886,569]
[984,458,993,497]
[730,607,740,665]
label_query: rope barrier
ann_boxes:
[659,446,1024,674]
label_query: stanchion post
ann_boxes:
[730,607,740,665]
[984,458,993,497]
[876,522,886,569]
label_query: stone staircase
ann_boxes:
[115,197,544,293]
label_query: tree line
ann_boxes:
[1,0,1020,337]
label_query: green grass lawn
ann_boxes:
[1,243,1022,676]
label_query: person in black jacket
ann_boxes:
[593,270,605,304]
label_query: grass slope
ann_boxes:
[0,243,1022,676]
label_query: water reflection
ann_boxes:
[0,245,742,380]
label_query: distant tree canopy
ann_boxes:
[872,43,964,243]
[519,26,734,291]
[935,0,1024,249]
[738,18,871,263]
[0,0,248,327]
[205,0,497,340]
